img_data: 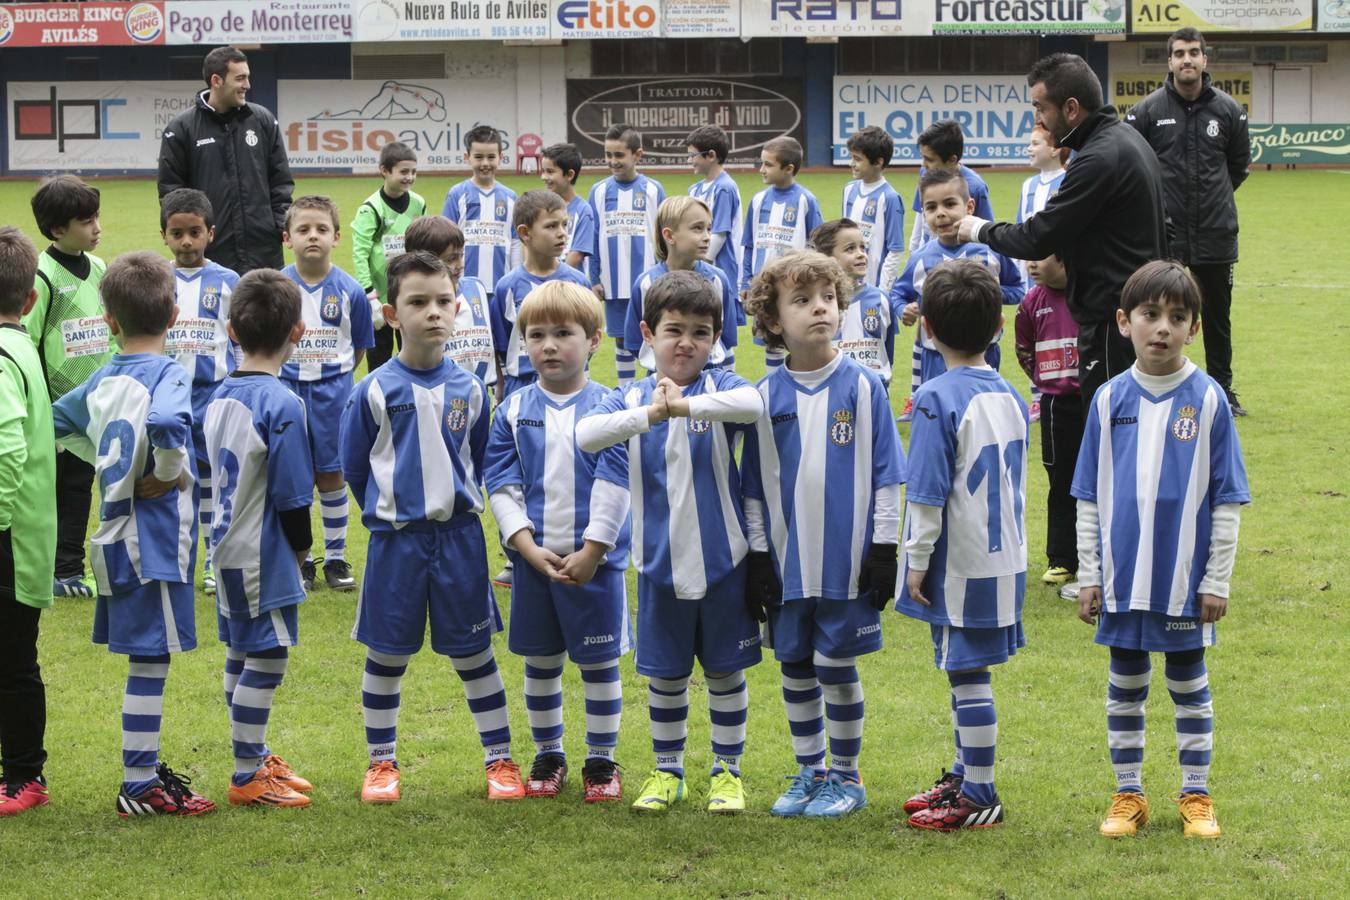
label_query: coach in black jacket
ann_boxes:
[158,46,294,274]
[960,53,1167,411]
[1127,28,1250,414]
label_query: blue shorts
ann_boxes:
[283,372,353,473]
[217,603,300,652]
[352,516,501,657]
[764,596,883,662]
[190,380,221,474]
[500,373,536,399]
[604,298,629,340]
[94,580,197,656]
[1096,609,1215,652]
[635,563,762,678]
[929,621,1024,671]
[507,557,632,664]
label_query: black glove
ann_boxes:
[857,542,899,610]
[744,551,782,623]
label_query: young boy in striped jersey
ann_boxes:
[281,196,375,593]
[577,270,764,814]
[741,251,906,818]
[1075,261,1248,840]
[443,125,518,297]
[842,126,905,294]
[896,258,1028,832]
[587,123,665,386]
[540,143,595,274]
[491,190,591,400]
[52,252,215,817]
[403,216,495,391]
[352,142,426,373]
[160,189,239,595]
[685,125,743,323]
[342,251,522,804]
[741,137,822,370]
[484,281,631,803]
[205,269,315,809]
[813,219,900,387]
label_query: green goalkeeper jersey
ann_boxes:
[22,247,110,402]
[350,188,428,299]
[0,323,57,608]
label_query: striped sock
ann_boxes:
[122,654,170,794]
[578,659,622,761]
[362,650,409,763]
[817,652,864,779]
[231,648,289,783]
[199,474,214,573]
[524,653,566,759]
[706,671,748,776]
[451,647,512,764]
[223,647,245,708]
[764,348,786,370]
[1165,649,1213,795]
[950,689,965,778]
[318,488,348,564]
[781,658,826,770]
[950,670,997,806]
[1108,648,1151,794]
[648,675,689,778]
[614,346,637,386]
[909,336,922,396]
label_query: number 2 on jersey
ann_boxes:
[966,439,1025,553]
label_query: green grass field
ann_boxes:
[0,169,1347,898]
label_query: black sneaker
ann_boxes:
[324,559,356,592]
[300,559,316,592]
[1227,391,1249,417]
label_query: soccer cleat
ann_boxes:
[117,765,216,817]
[1226,391,1248,418]
[631,770,685,813]
[324,559,356,592]
[582,757,622,802]
[525,754,568,798]
[485,759,525,800]
[803,772,867,818]
[1058,581,1081,602]
[300,559,316,593]
[707,770,745,814]
[202,574,217,595]
[228,764,311,808]
[1100,791,1149,837]
[360,761,401,804]
[263,755,312,793]
[0,776,49,817]
[1174,792,1222,839]
[904,770,964,813]
[1041,566,1075,586]
[492,563,513,589]
[897,396,914,423]
[1028,400,1041,424]
[770,768,826,817]
[53,574,95,599]
[907,790,1003,831]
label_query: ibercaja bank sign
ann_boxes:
[567,79,804,169]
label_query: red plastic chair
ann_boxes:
[516,133,544,174]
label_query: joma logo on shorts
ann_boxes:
[1166,621,1197,631]
[738,635,761,650]
[583,634,614,646]
[856,623,881,637]
[471,618,492,633]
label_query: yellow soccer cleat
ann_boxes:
[1100,791,1149,837]
[631,769,685,813]
[706,770,745,814]
[1174,792,1222,839]
[1041,566,1074,586]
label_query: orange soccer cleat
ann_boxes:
[228,764,311,808]
[485,759,525,800]
[360,761,401,804]
[264,755,313,793]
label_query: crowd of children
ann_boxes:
[0,120,1247,843]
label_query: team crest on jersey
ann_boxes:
[446,398,469,432]
[863,306,881,334]
[495,200,507,219]
[864,200,877,219]
[200,286,219,311]
[687,418,711,434]
[1206,120,1220,138]
[245,129,258,147]
[830,409,854,446]
[321,296,341,321]
[633,193,647,211]
[784,206,798,225]
[1171,404,1198,442]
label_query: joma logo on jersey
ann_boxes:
[771,412,798,425]
[446,398,469,432]
[583,633,615,646]
[1165,621,1197,631]
[830,409,854,446]
[1111,416,1138,427]
[688,418,711,434]
[1171,405,1198,442]
[518,417,544,428]
[321,297,341,321]
[200,287,219,311]
[863,307,881,334]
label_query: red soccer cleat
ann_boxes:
[908,790,1003,831]
[0,777,49,817]
[525,754,568,798]
[582,757,622,803]
[117,765,216,817]
[904,770,964,813]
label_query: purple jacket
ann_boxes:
[1015,284,1080,396]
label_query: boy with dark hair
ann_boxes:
[896,257,1029,832]
[909,120,995,252]
[404,215,496,390]
[53,251,216,817]
[205,268,315,808]
[24,174,108,599]
[540,143,595,273]
[686,125,743,318]
[843,126,905,293]
[353,142,427,372]
[443,124,518,298]
[0,227,58,817]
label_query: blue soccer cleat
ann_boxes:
[770,767,826,817]
[803,771,867,818]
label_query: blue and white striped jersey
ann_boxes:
[740,183,823,292]
[896,367,1029,628]
[167,262,239,385]
[205,373,313,619]
[490,264,592,379]
[741,356,906,601]
[442,180,518,294]
[447,276,497,387]
[890,240,1024,355]
[836,285,900,384]
[564,194,596,265]
[689,172,742,291]
[587,174,665,299]
[280,264,375,383]
[52,354,197,594]
[484,381,631,571]
[1072,365,1250,619]
[624,261,738,373]
[341,358,489,531]
[842,179,905,289]
[587,368,758,599]
[1014,168,1066,285]
[910,164,996,250]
